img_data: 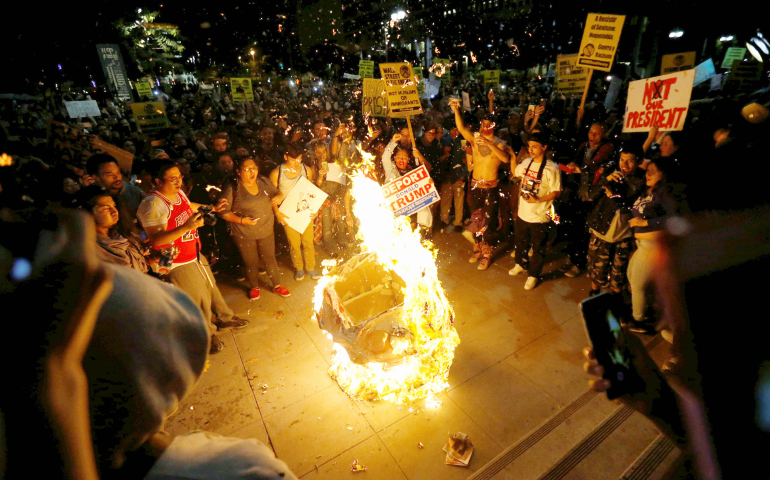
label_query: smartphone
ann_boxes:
[580,293,643,399]
[539,98,547,108]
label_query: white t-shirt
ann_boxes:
[514,158,562,223]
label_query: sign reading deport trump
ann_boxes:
[622,70,694,133]
[577,13,625,72]
[381,165,439,217]
[379,62,423,117]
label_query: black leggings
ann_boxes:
[232,234,282,288]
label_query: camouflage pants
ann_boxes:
[587,234,634,290]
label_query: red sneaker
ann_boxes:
[248,287,260,300]
[272,285,291,298]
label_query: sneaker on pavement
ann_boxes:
[308,270,322,280]
[524,276,538,290]
[295,269,305,281]
[272,285,291,297]
[210,334,224,354]
[469,251,482,264]
[564,265,582,278]
[248,287,260,300]
[477,256,491,270]
[215,316,250,331]
[509,264,525,276]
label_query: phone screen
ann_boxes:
[580,293,641,399]
[539,98,547,108]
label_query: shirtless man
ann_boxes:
[450,101,509,270]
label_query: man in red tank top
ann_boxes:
[137,160,249,354]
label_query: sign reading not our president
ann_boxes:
[623,70,694,133]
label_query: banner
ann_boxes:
[278,176,328,233]
[129,102,169,134]
[379,63,423,117]
[343,73,360,80]
[229,78,254,103]
[96,44,133,102]
[64,100,101,119]
[358,60,375,78]
[725,60,763,92]
[136,81,154,100]
[555,54,588,96]
[380,165,439,217]
[721,47,746,69]
[577,14,625,71]
[623,70,694,133]
[693,59,716,87]
[483,70,501,89]
[362,78,388,117]
[660,51,696,75]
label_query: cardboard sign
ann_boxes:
[432,58,452,82]
[91,137,135,174]
[129,102,169,134]
[380,165,439,217]
[362,78,388,117]
[555,54,588,96]
[64,100,101,119]
[230,78,254,103]
[661,51,696,75]
[693,59,716,87]
[577,13,626,71]
[462,92,471,111]
[278,176,328,233]
[359,60,375,78]
[379,63,423,117]
[343,73,360,80]
[725,60,763,92]
[483,70,501,89]
[623,70,694,133]
[136,81,154,100]
[721,47,746,69]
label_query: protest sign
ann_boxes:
[362,78,388,117]
[379,63,423,117]
[721,47,746,69]
[229,78,254,103]
[91,138,135,173]
[64,100,101,119]
[693,59,716,87]
[136,81,154,100]
[660,51,696,74]
[432,58,452,82]
[129,102,169,134]
[425,80,441,98]
[380,165,439,217]
[725,60,763,92]
[343,73,360,80]
[359,60,375,78]
[483,70,501,89]
[326,163,346,185]
[278,176,328,233]
[577,14,625,71]
[623,70,694,133]
[462,92,471,111]
[555,54,588,96]
[710,74,724,91]
[96,44,133,102]
[414,67,426,97]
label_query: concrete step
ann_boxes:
[619,434,684,480]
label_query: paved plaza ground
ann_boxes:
[165,229,674,480]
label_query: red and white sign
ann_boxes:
[381,165,439,217]
[622,70,694,133]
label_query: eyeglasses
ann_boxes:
[242,167,257,173]
[163,175,184,183]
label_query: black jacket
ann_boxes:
[586,168,645,237]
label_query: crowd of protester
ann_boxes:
[2,69,769,478]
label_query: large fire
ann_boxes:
[313,162,460,404]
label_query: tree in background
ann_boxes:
[115,10,187,78]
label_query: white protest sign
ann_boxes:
[380,165,439,217]
[623,70,694,133]
[343,73,360,80]
[462,91,471,111]
[326,163,347,185]
[64,100,101,119]
[278,176,328,233]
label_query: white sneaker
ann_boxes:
[509,264,525,276]
[524,276,538,290]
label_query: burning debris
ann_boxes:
[313,172,459,404]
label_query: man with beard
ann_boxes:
[85,154,146,217]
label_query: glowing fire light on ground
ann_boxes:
[313,153,459,405]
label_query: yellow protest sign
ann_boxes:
[362,78,388,117]
[379,63,423,117]
[129,102,169,134]
[661,52,696,75]
[577,13,625,71]
[359,60,375,78]
[482,70,501,89]
[229,78,254,103]
[136,81,154,100]
[556,54,588,96]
